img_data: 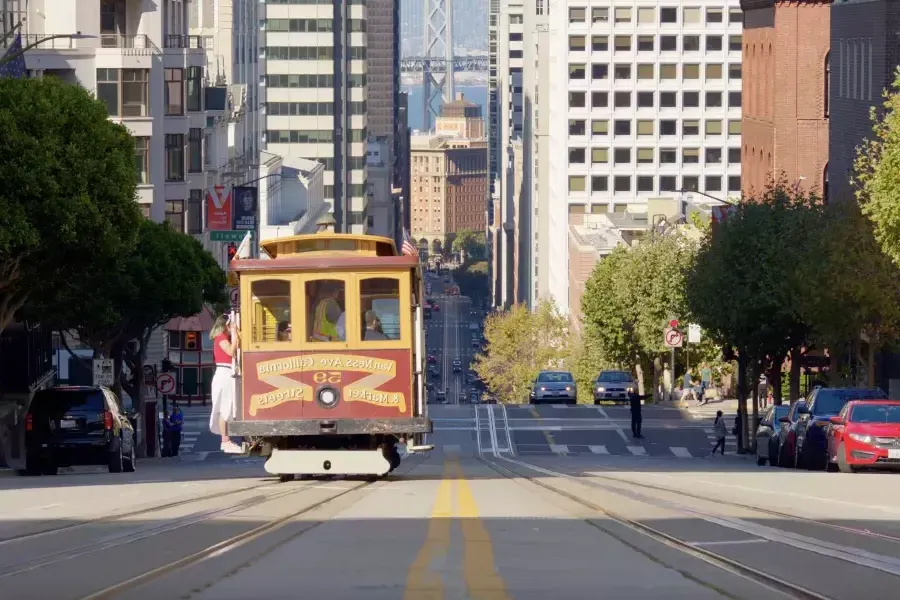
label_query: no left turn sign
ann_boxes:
[664,327,684,348]
[156,373,176,395]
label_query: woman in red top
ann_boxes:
[209,314,241,452]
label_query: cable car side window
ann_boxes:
[305,279,346,342]
[250,280,292,343]
[359,277,402,341]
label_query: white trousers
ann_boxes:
[209,367,235,435]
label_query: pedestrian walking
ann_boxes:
[711,410,727,455]
[629,392,646,438]
[700,364,712,405]
[209,314,243,453]
[168,404,184,456]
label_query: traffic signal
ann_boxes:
[227,242,237,262]
[185,331,198,350]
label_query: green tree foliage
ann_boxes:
[36,221,226,423]
[455,260,489,301]
[581,234,700,394]
[687,182,815,372]
[855,69,900,266]
[473,300,569,403]
[565,328,613,403]
[0,77,141,334]
[451,229,486,259]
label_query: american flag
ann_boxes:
[0,34,27,79]
[401,228,419,258]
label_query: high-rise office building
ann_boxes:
[261,0,369,233]
[546,2,744,315]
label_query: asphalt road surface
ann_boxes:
[426,271,481,406]
[3,446,900,599]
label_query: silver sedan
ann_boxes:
[530,371,577,405]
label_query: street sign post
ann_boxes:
[664,327,683,348]
[229,286,240,308]
[210,230,246,242]
[93,359,114,387]
[156,372,176,395]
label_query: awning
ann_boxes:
[164,305,217,332]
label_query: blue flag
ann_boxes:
[0,33,27,79]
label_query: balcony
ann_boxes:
[99,34,158,55]
[165,35,208,52]
[20,34,79,50]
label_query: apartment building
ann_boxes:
[741,0,830,199]
[261,0,368,234]
[829,0,900,202]
[12,0,226,226]
[547,1,744,316]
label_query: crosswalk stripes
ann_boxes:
[670,446,692,458]
[588,445,609,454]
[626,446,647,456]
[549,444,569,454]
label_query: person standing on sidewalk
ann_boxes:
[168,404,184,456]
[711,410,727,455]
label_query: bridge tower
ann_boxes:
[422,0,455,131]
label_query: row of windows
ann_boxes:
[267,0,365,4]
[568,6,742,26]
[322,184,368,199]
[265,129,368,144]
[568,118,742,137]
[264,46,367,60]
[570,89,742,110]
[265,101,366,116]
[265,74,366,88]
[569,146,741,166]
[265,19,366,33]
[96,67,204,118]
[570,33,742,53]
[568,174,742,194]
[249,277,402,345]
[569,62,741,81]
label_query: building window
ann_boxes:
[637,176,654,192]
[592,7,609,23]
[824,51,830,118]
[660,64,677,80]
[683,148,700,164]
[637,148,654,164]
[614,64,631,80]
[591,120,609,136]
[729,35,742,52]
[188,129,203,173]
[683,7,701,23]
[615,91,631,107]
[614,120,631,135]
[569,119,586,136]
[705,176,723,192]
[728,147,741,164]
[683,91,699,107]
[166,200,185,232]
[637,64,654,79]
[728,91,742,108]
[569,7,586,23]
[188,189,203,234]
[706,35,723,52]
[591,148,609,164]
[728,176,741,192]
[705,120,723,136]
[682,176,700,192]
[728,64,742,80]
[569,91,586,108]
[706,91,722,108]
[187,66,202,112]
[614,36,631,52]
[614,148,631,164]
[728,120,742,135]
[569,64,586,80]
[613,176,631,192]
[591,176,608,193]
[165,134,185,181]
[660,7,677,23]
[660,36,677,52]
[570,35,586,51]
[684,36,700,52]
[660,92,677,107]
[637,36,654,51]
[729,8,743,24]
[569,176,586,193]
[706,64,723,80]
[683,120,700,136]
[96,68,150,117]
[660,148,677,164]
[569,148,586,164]
[134,136,150,184]
[592,91,608,108]
[614,7,631,23]
[592,35,608,51]
[165,68,184,115]
[637,91,654,108]
[706,8,723,23]
[592,64,609,79]
[660,176,677,191]
[636,120,654,136]
[706,148,722,164]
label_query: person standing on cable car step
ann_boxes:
[209,314,242,453]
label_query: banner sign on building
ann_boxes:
[232,186,258,231]
[207,186,232,231]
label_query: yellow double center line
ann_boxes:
[403,459,511,600]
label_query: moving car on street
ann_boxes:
[593,370,636,403]
[530,371,577,405]
[827,400,900,473]
[452,359,462,373]
[22,386,136,475]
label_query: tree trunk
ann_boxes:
[750,361,760,451]
[737,353,748,454]
[789,347,801,402]
[767,362,783,405]
[652,356,662,402]
[634,357,645,396]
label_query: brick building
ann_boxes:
[740,0,831,198]
[829,0,900,201]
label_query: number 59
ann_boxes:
[313,371,341,384]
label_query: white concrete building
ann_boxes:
[365,137,397,239]
[488,0,525,309]
[546,0,743,315]
[257,151,327,241]
[261,0,369,234]
[14,0,220,226]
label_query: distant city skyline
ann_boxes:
[400,0,488,57]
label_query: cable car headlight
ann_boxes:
[317,386,339,409]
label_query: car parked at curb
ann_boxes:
[827,400,900,473]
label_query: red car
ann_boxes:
[827,400,900,473]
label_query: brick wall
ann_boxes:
[829,0,899,201]
[742,1,830,198]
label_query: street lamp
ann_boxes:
[1,18,93,66]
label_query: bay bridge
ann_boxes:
[399,56,488,73]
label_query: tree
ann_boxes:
[855,69,900,267]
[565,328,613,403]
[0,76,141,335]
[581,233,702,395]
[35,221,226,453]
[473,300,569,403]
[455,260,489,301]
[451,229,486,260]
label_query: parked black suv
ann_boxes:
[23,386,136,475]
